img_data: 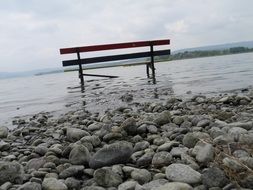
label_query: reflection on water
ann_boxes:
[0,52,253,127]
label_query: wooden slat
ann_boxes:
[60,39,170,54]
[83,74,119,78]
[62,49,170,67]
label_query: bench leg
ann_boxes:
[146,63,150,78]
[151,62,156,84]
[78,66,84,87]
[77,51,85,88]
[150,44,156,84]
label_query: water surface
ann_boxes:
[1,53,253,128]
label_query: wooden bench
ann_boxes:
[59,39,170,87]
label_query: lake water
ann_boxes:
[1,52,253,128]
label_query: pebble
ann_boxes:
[201,167,228,188]
[94,168,123,187]
[2,92,253,189]
[222,157,247,172]
[59,165,84,179]
[195,141,214,164]
[154,111,171,126]
[0,127,8,138]
[42,178,67,190]
[69,144,90,165]
[66,128,90,142]
[152,151,172,168]
[0,161,24,185]
[89,141,133,169]
[17,182,41,190]
[118,181,138,190]
[131,169,151,185]
[142,179,168,189]
[156,182,193,190]
[165,164,201,184]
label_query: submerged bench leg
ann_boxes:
[146,63,150,78]
[150,44,156,84]
[151,62,156,84]
[77,51,84,87]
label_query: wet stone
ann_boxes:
[0,127,8,138]
[156,182,193,190]
[42,178,67,190]
[131,169,151,185]
[0,161,24,185]
[165,164,201,184]
[17,182,41,190]
[201,167,228,188]
[152,151,172,168]
[89,141,133,169]
[94,168,123,187]
[69,144,90,165]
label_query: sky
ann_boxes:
[0,0,253,72]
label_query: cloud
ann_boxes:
[0,0,253,71]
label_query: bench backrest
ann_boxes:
[59,39,170,67]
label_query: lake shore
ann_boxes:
[1,87,253,189]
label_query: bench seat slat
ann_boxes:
[62,49,170,67]
[60,39,170,54]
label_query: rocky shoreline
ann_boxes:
[1,90,253,190]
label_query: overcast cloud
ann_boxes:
[0,0,253,72]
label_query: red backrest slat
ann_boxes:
[60,39,170,54]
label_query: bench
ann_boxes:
[59,39,170,87]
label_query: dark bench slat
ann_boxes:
[60,39,170,54]
[62,49,170,67]
[82,74,119,78]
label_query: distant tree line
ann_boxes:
[156,46,253,62]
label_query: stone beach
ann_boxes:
[1,88,253,190]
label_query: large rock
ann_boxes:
[0,127,8,138]
[201,167,228,188]
[165,164,201,184]
[156,182,193,190]
[69,144,90,165]
[42,178,67,190]
[0,161,24,185]
[154,111,171,126]
[66,128,90,142]
[94,168,122,187]
[17,182,41,190]
[89,141,133,169]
